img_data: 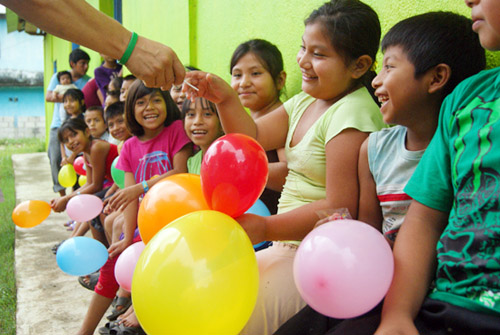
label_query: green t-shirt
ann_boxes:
[405,67,500,315]
[187,150,202,175]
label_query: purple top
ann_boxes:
[94,62,122,103]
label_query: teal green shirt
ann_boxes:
[405,67,500,315]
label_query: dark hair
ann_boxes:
[58,117,89,143]
[105,101,125,121]
[86,105,105,119]
[108,77,123,97]
[123,74,136,82]
[124,80,181,136]
[69,48,90,64]
[57,71,72,83]
[63,88,86,111]
[305,0,381,101]
[181,97,218,120]
[382,11,485,98]
[230,39,285,96]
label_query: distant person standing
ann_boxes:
[46,48,91,196]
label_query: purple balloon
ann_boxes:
[293,220,394,319]
[66,194,103,222]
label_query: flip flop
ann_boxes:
[63,220,74,227]
[106,296,132,321]
[109,323,146,335]
[78,271,99,291]
[51,240,66,255]
[98,320,120,335]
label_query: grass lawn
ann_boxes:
[0,138,45,335]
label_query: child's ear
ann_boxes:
[428,63,451,94]
[276,71,287,91]
[350,55,373,79]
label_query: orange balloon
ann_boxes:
[138,173,210,244]
[12,200,51,228]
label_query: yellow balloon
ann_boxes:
[58,164,77,188]
[12,200,51,228]
[78,175,87,187]
[132,210,259,335]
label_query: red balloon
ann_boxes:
[73,156,86,176]
[201,133,268,218]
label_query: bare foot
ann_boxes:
[121,308,139,328]
[117,305,133,322]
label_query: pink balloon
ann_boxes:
[115,241,145,292]
[66,194,103,222]
[73,156,86,176]
[293,219,394,319]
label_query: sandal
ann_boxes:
[51,240,66,255]
[106,296,132,321]
[78,271,99,291]
[98,320,120,335]
[109,323,146,335]
[63,220,73,227]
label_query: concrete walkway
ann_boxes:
[13,153,108,335]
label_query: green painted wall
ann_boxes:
[44,0,500,141]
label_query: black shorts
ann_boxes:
[275,298,500,335]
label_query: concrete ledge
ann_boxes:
[13,153,108,334]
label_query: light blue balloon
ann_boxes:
[56,237,108,276]
[245,199,272,250]
[245,199,271,217]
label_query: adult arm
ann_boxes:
[374,201,448,335]
[2,0,185,90]
[357,138,383,231]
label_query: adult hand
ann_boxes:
[126,36,186,91]
[235,213,268,245]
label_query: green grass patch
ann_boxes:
[0,138,45,335]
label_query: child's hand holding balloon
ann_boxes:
[50,196,69,212]
[236,213,269,245]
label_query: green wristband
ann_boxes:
[119,32,138,65]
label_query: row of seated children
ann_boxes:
[77,37,291,335]
[181,0,499,334]
[55,0,499,333]
[275,8,488,335]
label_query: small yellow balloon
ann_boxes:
[132,210,259,335]
[58,164,77,188]
[12,200,51,228]
[78,175,87,187]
